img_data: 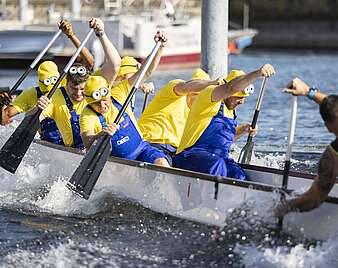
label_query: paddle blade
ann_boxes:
[66,135,112,200]
[0,112,41,173]
[238,141,254,164]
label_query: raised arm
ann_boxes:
[128,31,168,86]
[58,20,94,70]
[212,64,275,102]
[173,78,219,96]
[283,77,327,105]
[89,18,121,86]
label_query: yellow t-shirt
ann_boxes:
[12,76,67,113]
[138,79,187,147]
[12,86,39,113]
[42,87,87,147]
[80,79,142,135]
[176,85,235,154]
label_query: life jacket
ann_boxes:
[59,87,84,150]
[36,86,64,145]
[88,97,146,159]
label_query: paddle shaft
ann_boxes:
[248,77,267,135]
[278,95,298,230]
[238,77,268,164]
[142,92,150,113]
[8,29,62,96]
[67,41,163,199]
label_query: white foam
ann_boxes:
[235,236,338,268]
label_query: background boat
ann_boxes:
[0,0,257,69]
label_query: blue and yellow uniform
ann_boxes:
[80,76,167,163]
[138,68,210,161]
[12,61,65,144]
[42,86,86,149]
[174,70,251,180]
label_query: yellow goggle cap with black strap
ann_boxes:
[117,56,140,77]
[38,61,60,93]
[84,76,111,104]
[226,69,254,98]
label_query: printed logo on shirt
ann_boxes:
[117,136,130,145]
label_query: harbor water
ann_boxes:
[0,51,337,267]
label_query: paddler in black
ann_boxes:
[275,78,338,217]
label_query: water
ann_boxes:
[0,51,337,267]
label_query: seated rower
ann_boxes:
[37,18,121,149]
[0,20,94,145]
[138,68,222,164]
[173,64,275,180]
[275,78,338,217]
[80,76,170,166]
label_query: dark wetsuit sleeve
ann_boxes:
[314,143,338,194]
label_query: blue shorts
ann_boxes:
[173,149,246,180]
[135,142,169,164]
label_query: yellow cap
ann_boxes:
[191,68,210,80]
[84,76,110,104]
[117,56,140,77]
[225,69,252,98]
[38,61,60,93]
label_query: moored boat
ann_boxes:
[28,139,338,241]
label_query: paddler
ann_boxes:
[0,20,94,144]
[138,68,223,164]
[173,64,276,180]
[79,76,170,167]
[275,78,338,216]
[113,56,155,112]
[36,18,121,149]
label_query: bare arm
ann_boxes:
[275,144,338,216]
[283,77,327,105]
[58,20,94,70]
[173,79,219,96]
[90,18,121,86]
[128,31,167,86]
[212,64,275,102]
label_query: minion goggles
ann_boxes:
[39,76,59,86]
[233,84,255,97]
[84,87,110,101]
[69,65,87,76]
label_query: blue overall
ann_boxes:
[59,87,84,150]
[173,103,246,180]
[36,87,64,145]
[89,97,168,164]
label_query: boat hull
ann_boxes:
[27,140,338,241]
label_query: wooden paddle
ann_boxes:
[0,29,94,174]
[238,77,267,164]
[0,29,62,106]
[277,95,298,231]
[67,41,163,200]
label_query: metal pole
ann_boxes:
[70,0,81,19]
[19,0,28,23]
[243,0,249,29]
[201,0,228,79]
